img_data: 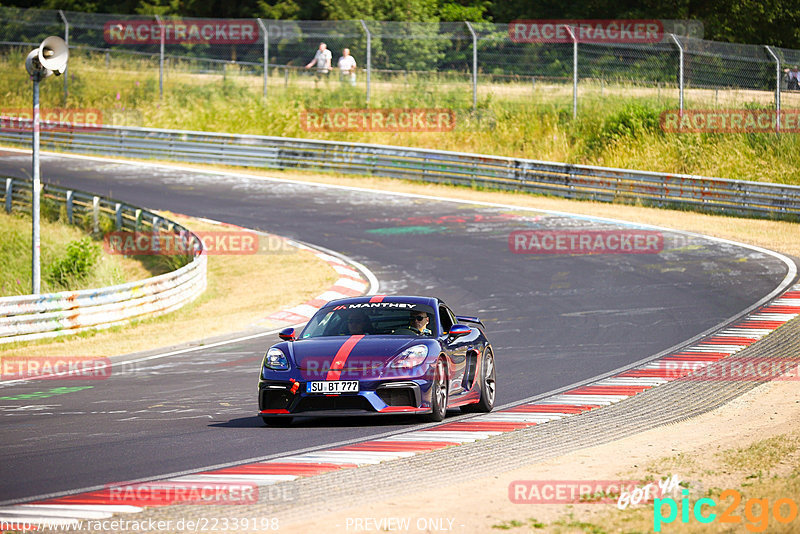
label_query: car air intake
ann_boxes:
[377,387,416,407]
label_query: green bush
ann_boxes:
[40,197,61,222]
[98,214,116,236]
[585,103,662,154]
[46,237,101,289]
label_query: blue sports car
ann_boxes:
[258,295,496,425]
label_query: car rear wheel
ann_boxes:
[425,358,448,422]
[461,347,496,413]
[261,416,293,427]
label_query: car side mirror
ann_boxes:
[278,327,296,341]
[447,324,471,338]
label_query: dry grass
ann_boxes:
[538,431,800,534]
[0,212,339,359]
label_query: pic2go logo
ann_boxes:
[653,489,799,532]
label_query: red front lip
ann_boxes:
[259,409,290,414]
[378,406,428,413]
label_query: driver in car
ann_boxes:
[394,311,432,336]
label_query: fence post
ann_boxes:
[66,190,73,224]
[92,196,100,234]
[765,46,781,133]
[59,10,69,105]
[115,203,122,230]
[5,178,11,214]
[465,21,478,112]
[155,15,164,99]
[257,18,269,99]
[359,20,372,105]
[670,34,684,116]
[563,25,577,119]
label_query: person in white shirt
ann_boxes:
[338,48,357,86]
[305,42,332,80]
[790,66,800,91]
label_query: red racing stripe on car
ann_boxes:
[369,295,386,302]
[326,335,365,380]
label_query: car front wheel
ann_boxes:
[425,358,448,422]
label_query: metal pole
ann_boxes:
[670,34,684,116]
[563,25,577,119]
[257,18,268,99]
[59,10,69,105]
[465,21,477,111]
[765,46,781,133]
[32,77,41,294]
[359,20,371,105]
[156,15,164,99]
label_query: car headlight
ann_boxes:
[390,345,428,369]
[263,347,289,371]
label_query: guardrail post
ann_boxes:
[59,10,69,105]
[359,20,372,105]
[92,196,100,234]
[5,178,11,214]
[115,203,122,230]
[135,208,142,230]
[670,34,684,116]
[765,46,781,133]
[563,25,578,119]
[66,190,73,224]
[257,18,268,99]
[152,216,161,253]
[465,21,478,112]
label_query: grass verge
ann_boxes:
[0,210,153,296]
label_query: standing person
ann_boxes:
[305,42,332,81]
[338,48,357,86]
[790,66,800,91]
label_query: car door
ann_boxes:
[438,304,469,397]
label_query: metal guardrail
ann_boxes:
[1,122,800,219]
[0,176,207,344]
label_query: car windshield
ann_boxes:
[300,303,436,339]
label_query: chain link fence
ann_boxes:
[2,7,800,121]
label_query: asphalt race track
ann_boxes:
[0,150,794,504]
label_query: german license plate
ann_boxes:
[307,381,359,394]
